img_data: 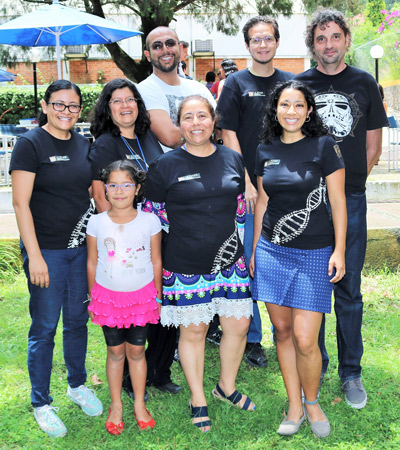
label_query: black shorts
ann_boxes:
[102,323,149,347]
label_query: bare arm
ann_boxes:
[148,109,181,149]
[92,180,111,213]
[86,234,98,295]
[249,176,269,278]
[150,231,163,314]
[326,168,347,283]
[366,128,383,175]
[11,170,50,288]
[221,129,258,214]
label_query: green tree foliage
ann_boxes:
[302,0,364,16]
[365,0,386,26]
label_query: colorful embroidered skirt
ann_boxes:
[89,281,160,328]
[161,255,252,327]
[253,236,333,313]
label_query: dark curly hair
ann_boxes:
[242,16,280,45]
[177,95,219,143]
[260,80,328,144]
[89,78,150,139]
[39,80,82,127]
[100,160,146,208]
[305,8,352,56]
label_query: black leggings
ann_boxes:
[102,324,149,347]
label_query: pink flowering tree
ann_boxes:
[378,9,400,49]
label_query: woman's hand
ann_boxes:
[328,250,345,283]
[249,252,256,279]
[245,179,258,214]
[29,254,49,288]
[157,303,162,316]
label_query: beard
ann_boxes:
[150,53,180,73]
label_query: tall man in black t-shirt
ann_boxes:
[217,16,294,368]
[295,9,388,410]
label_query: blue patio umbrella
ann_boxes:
[0,69,17,82]
[0,0,141,79]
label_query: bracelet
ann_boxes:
[155,298,162,304]
[84,294,91,304]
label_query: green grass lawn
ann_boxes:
[0,270,399,450]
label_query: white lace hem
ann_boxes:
[161,297,253,328]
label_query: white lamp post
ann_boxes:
[370,45,384,83]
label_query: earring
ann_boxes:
[305,116,311,122]
[275,115,278,121]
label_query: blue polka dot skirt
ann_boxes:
[253,236,333,313]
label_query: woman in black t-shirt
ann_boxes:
[144,95,254,433]
[89,78,162,213]
[10,81,102,438]
[250,81,347,439]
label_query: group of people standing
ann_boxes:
[10,7,388,441]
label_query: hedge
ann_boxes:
[0,85,103,124]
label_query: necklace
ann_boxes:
[120,135,148,171]
[182,143,216,155]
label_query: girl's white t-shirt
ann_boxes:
[87,210,161,292]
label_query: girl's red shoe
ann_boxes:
[106,407,124,435]
[134,408,155,430]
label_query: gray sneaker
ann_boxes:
[341,378,367,409]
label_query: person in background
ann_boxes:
[211,68,224,100]
[205,71,216,93]
[295,8,388,410]
[178,40,190,78]
[10,80,103,438]
[250,80,346,438]
[217,59,238,99]
[181,61,193,79]
[145,95,254,433]
[217,15,294,368]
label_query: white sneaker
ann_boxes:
[34,405,67,438]
[67,385,103,416]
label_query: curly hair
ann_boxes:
[39,80,82,127]
[242,16,280,45]
[100,159,146,208]
[305,8,352,55]
[260,80,328,144]
[89,78,150,139]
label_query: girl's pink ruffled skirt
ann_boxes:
[88,281,160,328]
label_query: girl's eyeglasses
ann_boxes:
[105,183,136,192]
[47,102,82,113]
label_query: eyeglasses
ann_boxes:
[105,183,136,192]
[47,102,82,113]
[150,39,178,51]
[249,35,276,45]
[109,97,137,107]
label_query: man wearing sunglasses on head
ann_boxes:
[138,27,215,153]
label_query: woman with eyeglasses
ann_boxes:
[10,80,102,438]
[89,78,163,213]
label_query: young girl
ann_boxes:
[86,160,162,435]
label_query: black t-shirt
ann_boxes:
[255,136,345,249]
[89,130,163,179]
[146,145,245,274]
[9,128,93,249]
[295,66,388,194]
[217,68,294,187]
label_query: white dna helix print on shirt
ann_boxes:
[211,221,239,274]
[271,178,326,245]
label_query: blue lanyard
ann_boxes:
[120,135,148,171]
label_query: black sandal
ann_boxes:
[212,383,256,411]
[189,402,211,432]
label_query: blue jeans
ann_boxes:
[319,192,367,381]
[244,211,263,343]
[22,246,89,407]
